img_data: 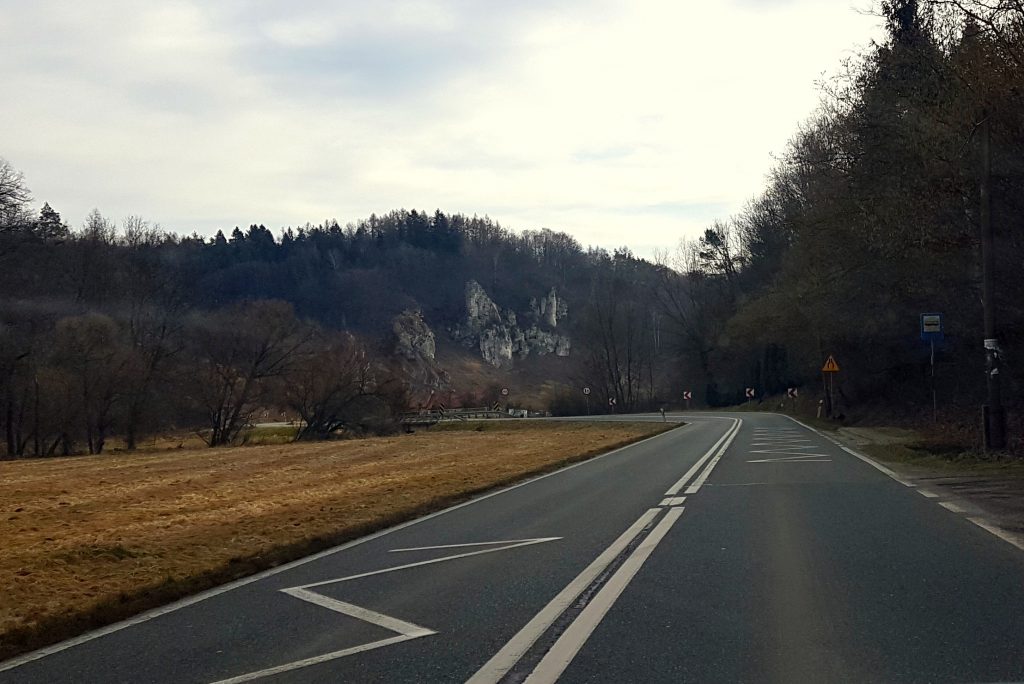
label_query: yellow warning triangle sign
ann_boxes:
[822,355,840,373]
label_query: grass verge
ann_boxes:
[0,420,674,661]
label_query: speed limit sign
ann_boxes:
[583,387,591,395]
[501,387,509,396]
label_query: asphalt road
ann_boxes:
[4,412,1024,683]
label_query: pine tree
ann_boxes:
[35,202,68,240]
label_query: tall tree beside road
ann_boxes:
[282,332,402,440]
[51,314,127,455]
[188,301,311,447]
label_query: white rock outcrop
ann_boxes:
[393,309,436,361]
[453,280,570,368]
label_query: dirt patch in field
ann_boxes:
[0,420,670,659]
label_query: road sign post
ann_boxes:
[821,356,840,418]
[683,390,692,411]
[583,387,591,415]
[921,314,944,424]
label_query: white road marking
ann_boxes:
[296,538,560,590]
[917,489,939,498]
[683,419,742,494]
[747,457,831,463]
[747,459,831,463]
[777,415,916,487]
[967,517,1024,552]
[389,539,552,553]
[523,507,686,684]
[465,508,662,684]
[659,497,686,506]
[215,537,559,683]
[776,414,1024,555]
[838,445,909,483]
[939,501,969,514]
[663,418,740,495]
[211,634,419,684]
[280,587,436,637]
[749,449,826,456]
[0,425,685,675]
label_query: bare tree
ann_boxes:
[51,314,128,454]
[0,158,31,229]
[282,333,389,440]
[118,216,182,450]
[188,301,311,446]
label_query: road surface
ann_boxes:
[4,412,1024,683]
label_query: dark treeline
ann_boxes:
[2,162,671,453]
[653,0,1024,426]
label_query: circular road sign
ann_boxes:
[583,387,591,395]
[501,387,509,396]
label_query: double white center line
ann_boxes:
[468,418,741,684]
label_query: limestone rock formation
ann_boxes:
[393,309,436,361]
[452,280,570,368]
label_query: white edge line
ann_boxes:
[664,418,738,496]
[938,501,969,515]
[778,415,913,486]
[465,508,663,684]
[684,419,742,494]
[0,422,687,673]
[777,413,1024,556]
[966,517,1024,552]
[523,507,686,684]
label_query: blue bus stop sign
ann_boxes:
[921,313,944,342]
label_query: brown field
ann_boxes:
[0,420,670,659]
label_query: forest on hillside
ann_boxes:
[2,0,1022,457]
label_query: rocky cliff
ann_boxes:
[451,280,570,368]
[392,309,449,395]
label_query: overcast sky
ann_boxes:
[1,1,882,256]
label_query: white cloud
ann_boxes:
[0,0,882,254]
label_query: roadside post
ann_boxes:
[920,313,943,424]
[583,387,591,415]
[683,390,692,411]
[608,397,616,414]
[787,387,798,411]
[745,387,755,403]
[501,387,509,414]
[821,355,840,418]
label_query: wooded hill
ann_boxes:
[2,0,1022,456]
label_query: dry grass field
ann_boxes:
[0,420,670,659]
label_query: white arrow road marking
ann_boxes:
[211,537,560,684]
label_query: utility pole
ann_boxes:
[980,114,1006,449]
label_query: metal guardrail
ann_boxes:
[399,407,508,427]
